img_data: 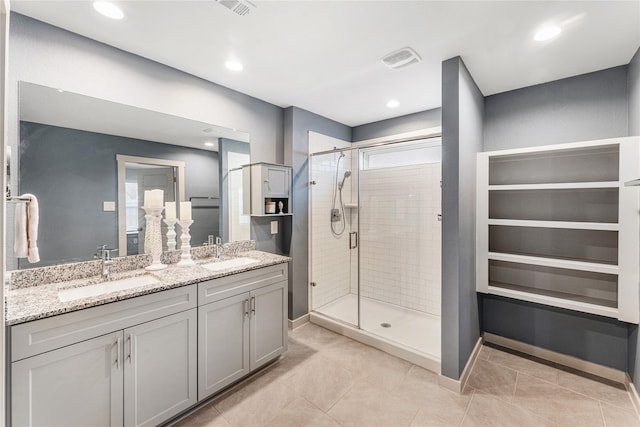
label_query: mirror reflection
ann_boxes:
[10,82,251,269]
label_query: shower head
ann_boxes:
[338,170,352,190]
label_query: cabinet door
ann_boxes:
[12,332,124,427]
[123,309,197,427]
[198,292,250,400]
[250,281,288,370]
[264,166,289,198]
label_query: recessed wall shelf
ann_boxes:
[477,136,640,324]
[344,203,358,209]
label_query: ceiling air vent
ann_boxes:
[216,0,256,16]
[381,47,422,70]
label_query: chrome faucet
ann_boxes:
[215,236,223,258]
[95,244,117,280]
[207,235,223,258]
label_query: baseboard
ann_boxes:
[626,375,640,419]
[438,336,483,393]
[483,332,627,384]
[288,313,310,330]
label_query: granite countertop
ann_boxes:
[5,250,290,326]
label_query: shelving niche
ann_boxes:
[476,137,640,323]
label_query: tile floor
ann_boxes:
[170,323,640,427]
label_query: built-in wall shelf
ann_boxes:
[488,181,619,191]
[486,284,619,319]
[251,213,293,218]
[487,219,619,231]
[344,203,358,209]
[487,252,619,275]
[477,136,640,324]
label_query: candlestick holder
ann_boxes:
[143,206,167,271]
[177,219,196,267]
[163,218,177,251]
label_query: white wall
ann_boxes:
[359,162,441,315]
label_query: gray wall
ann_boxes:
[352,109,442,142]
[441,57,483,380]
[484,66,629,151]
[629,48,640,137]
[628,46,640,384]
[482,65,632,372]
[284,106,352,320]
[8,13,284,265]
[19,122,219,267]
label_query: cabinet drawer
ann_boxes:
[198,263,288,306]
[10,285,197,362]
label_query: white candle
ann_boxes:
[165,202,176,220]
[180,201,192,221]
[148,189,164,208]
[143,190,151,207]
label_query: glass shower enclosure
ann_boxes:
[309,138,442,361]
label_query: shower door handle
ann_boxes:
[349,231,358,249]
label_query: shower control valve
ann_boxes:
[331,208,341,222]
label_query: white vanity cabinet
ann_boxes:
[198,263,288,400]
[9,285,198,427]
[12,332,124,427]
[124,309,197,427]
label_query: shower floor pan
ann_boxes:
[311,294,441,373]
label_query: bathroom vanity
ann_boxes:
[5,248,289,427]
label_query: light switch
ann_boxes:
[271,220,278,234]
[103,201,116,212]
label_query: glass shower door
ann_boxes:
[309,149,359,327]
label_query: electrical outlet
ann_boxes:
[271,221,278,234]
[103,201,116,212]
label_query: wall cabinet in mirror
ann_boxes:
[243,163,292,217]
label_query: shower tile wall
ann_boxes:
[310,152,354,310]
[359,163,441,315]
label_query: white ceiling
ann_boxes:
[11,1,640,127]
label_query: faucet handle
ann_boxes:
[95,245,117,260]
[216,236,222,246]
[105,248,118,261]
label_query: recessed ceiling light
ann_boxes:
[93,1,124,20]
[386,100,400,108]
[204,141,216,147]
[534,25,561,42]
[225,60,244,72]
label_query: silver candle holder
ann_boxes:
[163,218,177,251]
[177,219,196,267]
[143,206,167,271]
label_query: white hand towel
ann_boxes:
[14,193,40,263]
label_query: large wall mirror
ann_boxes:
[9,82,251,270]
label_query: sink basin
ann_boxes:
[200,257,259,272]
[58,275,161,302]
